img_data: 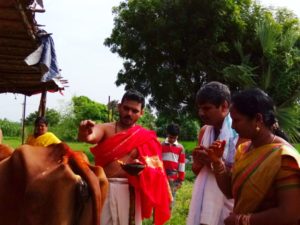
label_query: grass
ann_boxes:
[2,136,23,148]
[3,136,95,162]
[181,140,198,153]
[3,137,197,162]
[142,181,194,225]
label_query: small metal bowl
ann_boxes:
[119,162,145,176]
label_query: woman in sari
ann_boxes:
[26,117,61,147]
[206,88,300,225]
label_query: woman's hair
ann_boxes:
[271,122,290,142]
[273,127,290,142]
[34,116,48,126]
[231,88,277,129]
[232,88,290,141]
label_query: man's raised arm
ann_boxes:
[78,120,104,144]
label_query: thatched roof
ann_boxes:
[0,0,67,96]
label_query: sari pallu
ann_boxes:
[26,132,61,147]
[232,142,300,214]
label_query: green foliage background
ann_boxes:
[105,0,300,141]
[0,119,21,137]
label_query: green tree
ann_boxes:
[223,9,300,141]
[137,105,156,130]
[55,112,78,142]
[72,96,108,123]
[105,0,255,117]
[155,113,199,141]
[0,119,21,137]
[106,1,300,140]
[25,108,61,126]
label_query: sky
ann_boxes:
[0,0,124,122]
[0,0,299,122]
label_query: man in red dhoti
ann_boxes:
[78,90,171,225]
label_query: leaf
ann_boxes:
[223,64,256,88]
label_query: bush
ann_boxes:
[155,116,200,141]
[179,119,199,141]
[0,119,21,137]
[53,116,79,142]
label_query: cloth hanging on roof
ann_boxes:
[25,34,61,82]
[29,0,44,9]
[36,0,44,8]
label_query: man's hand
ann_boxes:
[205,140,226,163]
[192,145,212,166]
[78,120,96,142]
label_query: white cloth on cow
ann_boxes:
[101,178,141,225]
[187,114,237,225]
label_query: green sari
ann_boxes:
[232,142,300,214]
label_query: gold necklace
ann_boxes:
[247,134,276,152]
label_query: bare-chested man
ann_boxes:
[78,90,171,225]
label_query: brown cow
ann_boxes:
[0,143,108,225]
[0,144,13,161]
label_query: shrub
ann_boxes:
[0,119,21,137]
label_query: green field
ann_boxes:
[5,136,298,154]
[3,136,95,162]
[2,137,198,161]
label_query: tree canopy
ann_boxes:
[72,96,108,123]
[25,108,61,126]
[223,9,300,141]
[105,0,300,140]
[105,0,256,116]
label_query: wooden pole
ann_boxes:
[108,95,111,122]
[21,95,26,144]
[38,91,47,117]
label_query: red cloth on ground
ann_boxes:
[91,125,171,225]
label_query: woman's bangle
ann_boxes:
[235,214,252,225]
[211,161,226,175]
[235,214,242,225]
[244,214,252,225]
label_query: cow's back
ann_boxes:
[0,143,108,225]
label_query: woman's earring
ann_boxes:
[256,126,260,132]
